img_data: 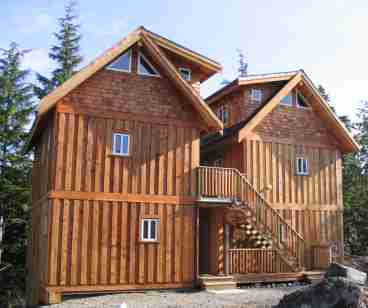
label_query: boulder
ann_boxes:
[326,263,367,285]
[274,277,368,308]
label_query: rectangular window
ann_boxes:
[179,68,191,81]
[213,157,224,167]
[279,224,288,242]
[250,88,262,102]
[216,104,229,125]
[296,157,309,175]
[112,133,130,156]
[281,93,293,106]
[141,218,159,241]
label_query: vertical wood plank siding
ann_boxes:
[53,112,199,197]
[243,139,342,207]
[47,200,196,286]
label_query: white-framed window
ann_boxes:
[296,92,310,108]
[141,218,159,241]
[281,93,293,107]
[107,49,132,72]
[179,68,191,81]
[250,88,262,102]
[216,104,229,125]
[138,52,160,77]
[279,224,288,242]
[296,157,309,175]
[112,133,130,156]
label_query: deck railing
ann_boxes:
[228,249,293,274]
[198,166,306,270]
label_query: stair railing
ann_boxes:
[198,166,306,269]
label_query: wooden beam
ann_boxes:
[238,72,303,142]
[49,190,196,205]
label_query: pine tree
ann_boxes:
[237,49,248,77]
[34,0,83,98]
[0,42,34,307]
[317,84,336,113]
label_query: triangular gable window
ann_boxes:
[107,49,132,72]
[138,52,160,77]
[296,92,310,108]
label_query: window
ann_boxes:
[296,157,309,175]
[281,93,293,106]
[112,133,130,156]
[216,104,229,125]
[279,224,288,242]
[179,68,191,81]
[250,88,262,102]
[138,52,160,77]
[107,50,132,72]
[141,218,159,241]
[296,92,310,108]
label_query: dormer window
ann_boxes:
[138,52,160,77]
[296,92,310,108]
[281,93,293,107]
[250,88,262,102]
[179,68,191,81]
[107,50,132,72]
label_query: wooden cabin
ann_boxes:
[26,27,359,305]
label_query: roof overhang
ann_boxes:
[236,70,360,154]
[28,26,223,148]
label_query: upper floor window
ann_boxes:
[296,92,310,108]
[296,157,309,175]
[281,93,293,107]
[107,50,132,72]
[138,52,160,77]
[213,157,224,167]
[141,218,159,242]
[179,68,191,81]
[112,133,130,156]
[250,88,262,102]
[216,104,229,125]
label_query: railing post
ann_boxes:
[197,167,201,198]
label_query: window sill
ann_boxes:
[109,153,131,158]
[139,240,160,244]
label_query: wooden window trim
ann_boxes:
[140,217,160,243]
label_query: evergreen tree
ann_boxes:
[34,0,83,98]
[0,43,34,307]
[237,49,248,77]
[318,84,336,113]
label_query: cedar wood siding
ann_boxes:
[30,44,202,300]
[207,82,344,269]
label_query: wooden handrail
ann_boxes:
[198,166,306,269]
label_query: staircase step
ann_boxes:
[202,281,237,291]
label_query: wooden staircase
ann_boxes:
[198,166,306,272]
[199,275,237,291]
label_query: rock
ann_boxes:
[274,277,368,308]
[326,263,367,285]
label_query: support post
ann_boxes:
[224,223,230,275]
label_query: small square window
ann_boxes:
[296,157,309,175]
[141,218,159,241]
[112,133,130,156]
[250,88,262,102]
[179,68,191,81]
[281,93,293,107]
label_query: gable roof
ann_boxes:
[205,70,360,154]
[29,26,223,147]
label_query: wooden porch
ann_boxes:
[196,166,333,286]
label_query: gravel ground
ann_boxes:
[40,286,306,308]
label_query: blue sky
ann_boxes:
[1,0,367,119]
